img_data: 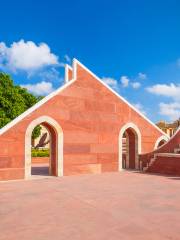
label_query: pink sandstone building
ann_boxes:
[0,59,179,181]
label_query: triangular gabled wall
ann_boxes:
[0,59,168,180]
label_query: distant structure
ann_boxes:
[34,125,50,148]
[156,119,180,137]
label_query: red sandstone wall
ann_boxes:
[67,67,73,81]
[0,62,164,180]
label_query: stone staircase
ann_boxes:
[145,153,180,175]
[139,128,180,175]
[142,144,180,171]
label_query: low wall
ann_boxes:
[32,157,49,164]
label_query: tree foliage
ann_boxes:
[0,72,43,139]
[32,125,42,140]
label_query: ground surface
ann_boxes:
[1,171,180,240]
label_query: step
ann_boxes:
[155,153,180,158]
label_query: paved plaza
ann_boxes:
[1,171,180,240]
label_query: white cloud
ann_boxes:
[138,72,147,80]
[102,76,142,91]
[133,103,146,115]
[39,67,64,83]
[147,83,180,121]
[120,76,129,87]
[21,81,54,96]
[0,40,59,72]
[120,72,146,88]
[131,82,141,89]
[102,77,118,88]
[103,75,142,90]
[146,83,180,101]
[64,54,71,63]
[159,102,180,121]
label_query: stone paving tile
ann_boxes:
[1,171,180,240]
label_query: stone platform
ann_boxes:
[1,171,180,240]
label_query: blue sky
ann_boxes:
[0,0,180,123]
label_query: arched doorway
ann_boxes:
[154,135,169,149]
[31,124,51,176]
[119,123,141,171]
[157,139,166,148]
[25,116,63,179]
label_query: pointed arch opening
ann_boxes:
[25,116,63,179]
[119,123,141,171]
[154,135,169,149]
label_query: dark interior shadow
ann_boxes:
[31,166,49,176]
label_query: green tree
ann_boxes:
[0,72,43,139]
[32,125,42,140]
